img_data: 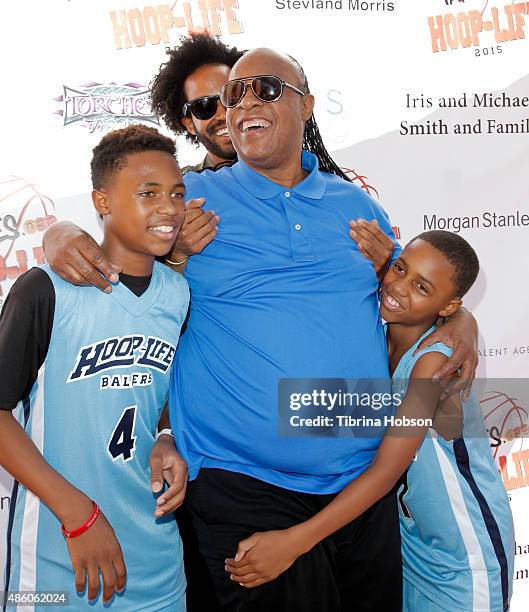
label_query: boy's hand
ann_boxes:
[415,308,478,400]
[168,198,219,260]
[65,506,126,604]
[0,414,125,604]
[43,221,121,292]
[225,528,305,588]
[348,219,394,278]
[150,435,188,516]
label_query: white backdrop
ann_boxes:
[1,0,528,606]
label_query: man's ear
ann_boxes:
[92,189,110,216]
[302,94,315,122]
[181,115,197,136]
[439,298,463,319]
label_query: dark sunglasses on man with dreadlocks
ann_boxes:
[183,75,305,121]
[184,67,352,183]
[219,75,305,107]
[219,70,352,183]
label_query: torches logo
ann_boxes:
[54,83,158,133]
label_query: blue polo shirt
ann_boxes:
[170,151,399,494]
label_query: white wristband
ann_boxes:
[155,428,173,440]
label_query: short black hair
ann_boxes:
[91,124,176,189]
[413,230,480,297]
[150,33,243,144]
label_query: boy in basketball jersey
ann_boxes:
[225,230,514,612]
[0,125,190,610]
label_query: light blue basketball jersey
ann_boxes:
[5,263,189,611]
[393,327,514,612]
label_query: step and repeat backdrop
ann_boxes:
[1,0,528,607]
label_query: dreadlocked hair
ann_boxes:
[288,56,351,182]
[150,32,243,144]
[303,116,351,181]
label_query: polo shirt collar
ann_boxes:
[231,150,326,200]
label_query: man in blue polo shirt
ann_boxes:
[42,48,479,611]
[175,141,392,493]
[169,49,478,612]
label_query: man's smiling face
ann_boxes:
[182,63,236,162]
[225,49,315,173]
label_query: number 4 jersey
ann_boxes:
[0,263,189,611]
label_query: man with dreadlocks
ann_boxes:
[43,47,479,612]
[168,49,477,611]
[164,47,404,612]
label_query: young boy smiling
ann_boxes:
[226,230,514,612]
[0,125,189,610]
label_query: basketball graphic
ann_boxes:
[341,167,380,198]
[481,389,528,461]
[0,176,56,308]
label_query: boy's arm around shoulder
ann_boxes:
[296,350,449,542]
[225,352,448,588]
[416,308,478,400]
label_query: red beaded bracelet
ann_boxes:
[61,501,100,539]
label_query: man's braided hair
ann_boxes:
[289,56,351,182]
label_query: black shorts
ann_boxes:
[175,503,220,611]
[186,468,402,612]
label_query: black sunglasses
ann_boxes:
[219,75,305,108]
[182,94,221,121]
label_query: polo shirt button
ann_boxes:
[295,224,301,230]
[285,191,291,198]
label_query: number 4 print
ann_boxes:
[108,406,137,462]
